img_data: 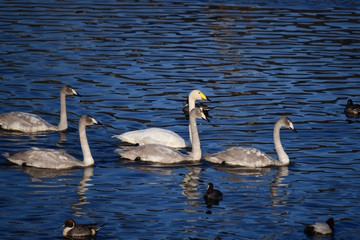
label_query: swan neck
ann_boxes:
[189,116,201,160]
[79,123,94,166]
[187,94,197,143]
[58,91,68,131]
[188,96,196,114]
[273,121,289,165]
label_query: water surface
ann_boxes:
[1,0,360,239]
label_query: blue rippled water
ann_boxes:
[0,0,360,239]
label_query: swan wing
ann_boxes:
[116,144,190,163]
[114,128,187,148]
[4,148,82,169]
[0,112,57,132]
[204,147,276,167]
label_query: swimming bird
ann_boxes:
[304,218,334,235]
[115,107,208,163]
[183,101,210,119]
[3,115,99,169]
[204,116,296,167]
[113,90,209,148]
[203,183,223,203]
[344,99,360,118]
[0,85,79,133]
[62,218,106,239]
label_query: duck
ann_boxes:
[344,99,360,118]
[304,218,334,235]
[115,107,208,163]
[3,115,99,169]
[203,183,223,203]
[62,218,106,239]
[0,85,79,133]
[113,90,209,148]
[203,116,296,167]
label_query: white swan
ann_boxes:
[0,85,79,133]
[113,89,209,148]
[115,107,208,163]
[3,115,99,169]
[203,116,296,167]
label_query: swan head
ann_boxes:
[190,107,209,122]
[280,116,296,133]
[62,85,80,97]
[189,90,210,101]
[80,115,101,126]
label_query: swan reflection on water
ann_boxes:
[20,166,94,217]
[213,165,289,207]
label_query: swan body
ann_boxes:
[114,127,186,147]
[113,89,209,148]
[204,116,296,167]
[304,218,334,235]
[3,115,99,169]
[62,218,106,238]
[116,107,208,163]
[0,85,79,133]
[344,99,359,118]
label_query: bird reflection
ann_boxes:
[119,160,203,210]
[212,164,272,177]
[270,166,289,207]
[72,167,94,216]
[21,166,76,180]
[181,166,202,207]
[212,164,289,207]
[20,166,94,216]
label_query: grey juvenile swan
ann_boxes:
[113,90,209,148]
[204,116,296,167]
[0,85,79,133]
[3,115,99,169]
[115,107,208,163]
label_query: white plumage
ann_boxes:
[116,108,208,163]
[113,89,209,148]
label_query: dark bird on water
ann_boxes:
[203,182,223,204]
[344,99,360,118]
[62,218,107,239]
